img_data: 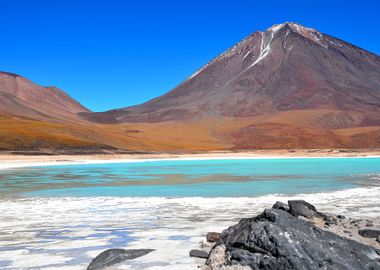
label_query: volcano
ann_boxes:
[82,22,380,149]
[98,23,380,123]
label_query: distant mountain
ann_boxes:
[0,72,89,122]
[0,72,117,152]
[2,23,380,151]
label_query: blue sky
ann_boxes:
[1,0,379,112]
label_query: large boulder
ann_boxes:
[87,248,154,270]
[206,209,380,270]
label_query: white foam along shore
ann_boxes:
[0,186,380,269]
[0,151,380,170]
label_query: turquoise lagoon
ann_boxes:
[0,158,379,197]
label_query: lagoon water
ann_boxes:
[1,158,380,197]
[0,158,379,269]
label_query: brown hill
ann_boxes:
[0,72,116,152]
[0,71,89,122]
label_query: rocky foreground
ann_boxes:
[190,200,380,270]
[85,200,380,270]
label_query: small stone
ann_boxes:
[288,200,319,219]
[189,249,208,259]
[272,201,289,211]
[325,220,337,226]
[366,223,374,227]
[324,216,337,225]
[87,249,154,270]
[325,216,335,222]
[337,215,345,219]
[358,229,380,238]
[343,230,351,234]
[206,232,221,243]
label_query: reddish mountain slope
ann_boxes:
[0,72,117,151]
[102,22,380,126]
[0,72,89,122]
[79,22,380,150]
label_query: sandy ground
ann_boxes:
[311,215,380,249]
[0,149,380,170]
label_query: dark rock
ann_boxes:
[208,209,380,270]
[325,220,337,226]
[377,236,380,243]
[337,215,346,219]
[288,200,322,219]
[189,249,208,259]
[358,229,380,238]
[366,223,374,227]
[343,230,351,234]
[272,201,289,211]
[87,248,154,270]
[206,232,221,243]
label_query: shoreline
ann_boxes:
[2,186,380,214]
[1,149,380,170]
